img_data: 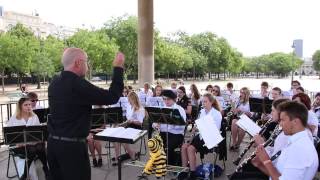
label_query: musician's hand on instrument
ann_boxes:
[256,145,270,163]
[251,156,262,167]
[254,135,265,146]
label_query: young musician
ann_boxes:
[288,80,301,97]
[230,98,290,180]
[177,86,192,116]
[312,92,320,121]
[189,84,201,107]
[224,82,238,105]
[146,84,164,107]
[7,97,49,180]
[181,93,222,179]
[271,87,282,100]
[113,92,145,165]
[205,84,214,94]
[255,101,318,180]
[212,85,226,112]
[27,92,43,110]
[230,87,252,150]
[292,93,318,136]
[154,90,186,165]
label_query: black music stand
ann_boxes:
[105,107,124,125]
[3,125,47,179]
[249,97,273,114]
[33,108,50,124]
[90,108,106,130]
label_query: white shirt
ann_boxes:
[215,96,226,110]
[274,130,318,180]
[199,107,222,130]
[7,114,40,127]
[266,131,289,164]
[126,106,145,124]
[158,103,186,135]
[237,101,250,113]
[308,111,318,136]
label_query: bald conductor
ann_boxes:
[47,48,124,180]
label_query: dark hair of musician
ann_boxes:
[278,101,308,127]
[205,85,213,91]
[291,80,301,86]
[190,84,200,100]
[272,87,282,94]
[296,86,305,92]
[261,81,269,87]
[27,92,38,99]
[178,86,186,94]
[127,92,142,111]
[315,92,320,98]
[16,97,34,119]
[203,93,221,112]
[227,82,233,89]
[272,98,290,110]
[292,93,311,110]
[213,85,221,96]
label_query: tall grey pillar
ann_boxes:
[138,0,154,87]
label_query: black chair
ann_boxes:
[6,147,19,178]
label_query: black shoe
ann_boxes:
[97,158,102,167]
[92,158,98,167]
[177,172,189,180]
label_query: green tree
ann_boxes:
[312,50,320,78]
[103,15,138,82]
[0,33,13,93]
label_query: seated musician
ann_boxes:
[27,92,43,110]
[181,93,222,179]
[224,82,238,105]
[292,93,318,136]
[153,90,186,165]
[87,105,105,167]
[146,84,163,107]
[230,87,252,150]
[229,98,290,180]
[254,101,318,180]
[177,86,192,117]
[6,97,49,180]
[138,82,153,98]
[113,92,145,165]
[205,84,214,94]
[188,84,201,107]
[312,92,320,122]
[271,87,282,100]
[212,85,226,114]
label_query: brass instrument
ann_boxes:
[227,125,282,179]
[233,117,273,165]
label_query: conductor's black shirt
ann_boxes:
[48,67,124,138]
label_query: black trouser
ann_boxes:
[12,142,48,178]
[160,132,184,166]
[47,138,90,180]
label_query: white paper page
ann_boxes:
[96,127,142,140]
[96,127,125,137]
[237,114,262,136]
[195,115,223,149]
[146,97,164,107]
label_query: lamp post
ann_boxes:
[291,42,295,83]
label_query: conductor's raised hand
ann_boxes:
[113,52,125,68]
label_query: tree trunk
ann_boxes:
[1,70,4,94]
[37,75,41,89]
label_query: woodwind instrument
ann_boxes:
[233,117,273,165]
[227,125,282,179]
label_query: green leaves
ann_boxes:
[312,50,320,72]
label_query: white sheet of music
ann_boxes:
[96,127,142,140]
[236,114,261,136]
[146,97,164,107]
[195,115,223,149]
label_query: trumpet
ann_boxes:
[228,125,282,179]
[233,117,273,165]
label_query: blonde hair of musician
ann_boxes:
[240,87,250,104]
[203,93,222,112]
[128,92,142,112]
[16,97,35,120]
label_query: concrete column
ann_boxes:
[138,0,154,87]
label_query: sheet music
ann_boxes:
[146,97,164,107]
[195,115,223,149]
[96,127,142,140]
[112,97,129,116]
[236,114,262,136]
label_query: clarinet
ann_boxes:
[233,117,274,165]
[227,125,282,179]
